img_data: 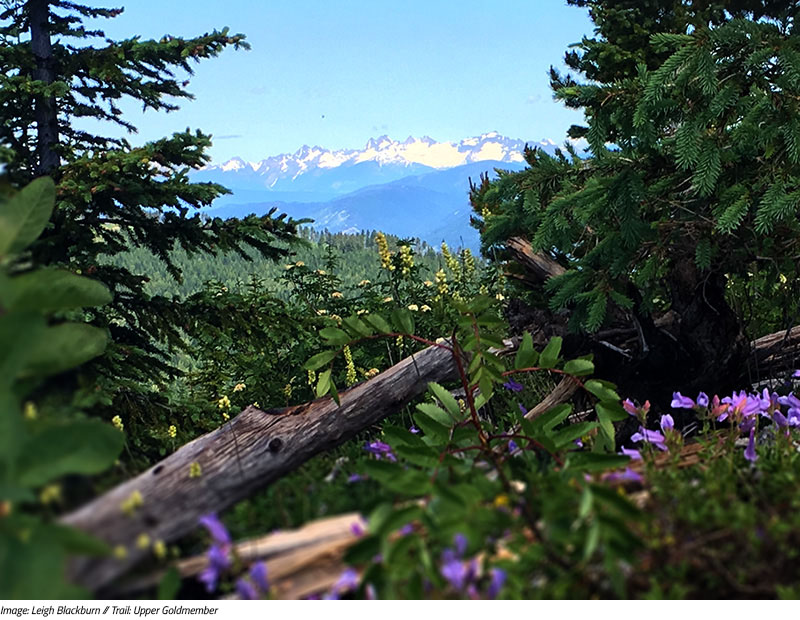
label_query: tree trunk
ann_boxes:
[29,0,60,175]
[59,342,458,592]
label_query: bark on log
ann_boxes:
[505,237,566,283]
[60,343,458,592]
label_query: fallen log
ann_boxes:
[60,342,458,592]
[505,236,566,283]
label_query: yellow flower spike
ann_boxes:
[23,402,37,420]
[375,232,394,271]
[113,545,128,560]
[283,382,293,399]
[462,249,476,277]
[39,484,62,505]
[167,425,177,439]
[233,382,246,392]
[396,335,404,348]
[343,346,357,387]
[222,411,230,422]
[153,539,167,560]
[189,462,202,478]
[435,269,449,296]
[307,369,316,386]
[217,395,231,410]
[136,533,151,550]
[399,245,414,276]
[111,415,124,432]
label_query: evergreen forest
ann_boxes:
[3,0,800,601]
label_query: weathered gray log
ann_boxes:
[60,342,458,592]
[505,236,566,283]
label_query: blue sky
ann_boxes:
[78,1,595,163]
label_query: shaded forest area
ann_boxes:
[3,0,800,601]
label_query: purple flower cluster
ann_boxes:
[439,533,507,599]
[197,514,270,599]
[364,441,396,462]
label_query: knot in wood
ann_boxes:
[268,437,283,453]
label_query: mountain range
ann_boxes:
[193,132,559,248]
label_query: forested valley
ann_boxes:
[3,0,800,602]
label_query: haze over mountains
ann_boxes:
[193,132,560,248]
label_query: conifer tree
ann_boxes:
[0,1,301,422]
[473,0,800,400]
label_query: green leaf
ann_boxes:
[564,358,594,377]
[585,379,620,402]
[20,323,108,379]
[304,350,336,370]
[391,308,415,334]
[0,177,56,257]
[596,400,628,422]
[428,382,462,419]
[319,327,351,345]
[412,410,451,440]
[158,567,182,600]
[514,332,538,369]
[0,313,45,385]
[43,523,111,556]
[551,421,598,450]
[363,314,392,334]
[17,420,124,487]
[567,453,631,472]
[342,315,373,338]
[416,402,454,427]
[315,369,332,398]
[5,269,112,313]
[394,445,440,468]
[539,336,562,369]
[363,461,430,495]
[532,403,573,433]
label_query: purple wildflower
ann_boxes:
[350,522,366,537]
[454,533,468,556]
[623,399,638,416]
[574,438,584,448]
[409,425,420,434]
[487,568,507,599]
[332,568,360,594]
[503,379,524,392]
[347,473,364,483]
[793,370,800,378]
[631,426,667,451]
[236,578,259,600]
[671,392,694,409]
[518,402,528,415]
[660,414,674,432]
[604,468,644,484]
[441,558,469,591]
[250,561,269,593]
[199,514,231,546]
[364,441,396,462]
[198,544,231,593]
[398,523,415,536]
[744,427,758,463]
[621,446,642,460]
[365,583,377,600]
[508,440,518,453]
[696,392,709,408]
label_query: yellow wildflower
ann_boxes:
[494,494,510,509]
[317,269,327,275]
[407,304,419,311]
[317,309,328,315]
[420,304,432,312]
[283,382,293,399]
[111,415,124,432]
[222,411,230,422]
[423,280,433,287]
[113,545,128,560]
[295,261,305,267]
[153,539,167,560]
[331,291,343,298]
[23,402,37,420]
[441,242,461,279]
[396,335,404,348]
[39,484,62,505]
[233,382,246,392]
[496,293,505,301]
[344,346,357,387]
[189,462,202,478]
[136,533,151,550]
[217,395,231,410]
[364,368,380,379]
[307,369,316,385]
[120,490,144,516]
[375,232,394,271]
[358,279,371,287]
[167,425,177,439]
[462,248,476,277]
[435,269,449,296]
[253,401,260,408]
[356,309,368,315]
[383,296,393,303]
[284,263,294,270]
[481,206,491,220]
[398,244,414,275]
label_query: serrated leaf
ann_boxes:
[564,358,594,376]
[0,177,56,257]
[539,336,562,369]
[17,420,124,487]
[5,269,112,313]
[428,382,462,419]
[412,410,451,440]
[515,332,538,369]
[304,350,336,370]
[416,402,454,427]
